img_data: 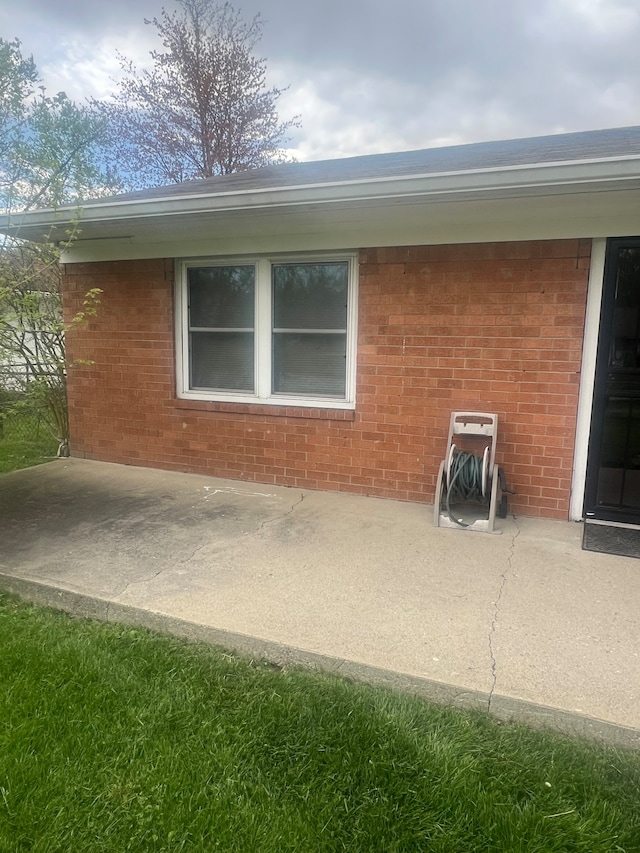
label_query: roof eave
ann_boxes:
[3,155,640,243]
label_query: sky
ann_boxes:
[2,0,640,163]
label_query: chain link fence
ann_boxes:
[0,399,56,442]
[0,365,58,444]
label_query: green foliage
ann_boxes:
[0,37,37,124]
[0,403,58,471]
[0,244,102,453]
[0,593,639,852]
[0,37,119,213]
[0,38,113,454]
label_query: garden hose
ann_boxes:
[445,449,488,527]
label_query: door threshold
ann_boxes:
[585,518,640,530]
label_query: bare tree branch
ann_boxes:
[96,0,300,189]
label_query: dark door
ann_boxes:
[585,238,640,522]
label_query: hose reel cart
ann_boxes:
[433,412,508,534]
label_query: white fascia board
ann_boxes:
[6,155,640,236]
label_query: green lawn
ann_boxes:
[0,594,639,852]
[0,409,58,473]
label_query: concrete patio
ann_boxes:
[1,457,638,749]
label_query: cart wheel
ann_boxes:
[434,460,445,526]
[498,494,508,518]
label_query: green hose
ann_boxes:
[445,450,487,527]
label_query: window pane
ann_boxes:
[189,266,254,328]
[273,333,346,396]
[273,263,347,329]
[190,332,254,391]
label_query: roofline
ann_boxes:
[35,152,640,208]
[2,152,640,238]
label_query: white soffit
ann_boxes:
[57,185,640,262]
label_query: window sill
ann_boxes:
[172,399,356,421]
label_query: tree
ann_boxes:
[96,0,298,188]
[0,38,119,214]
[0,241,101,455]
[0,37,37,133]
[0,38,116,455]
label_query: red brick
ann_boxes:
[62,239,589,520]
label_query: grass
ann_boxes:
[0,594,639,852]
[0,410,58,473]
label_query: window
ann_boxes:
[177,255,357,408]
[188,265,255,391]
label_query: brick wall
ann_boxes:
[62,238,590,519]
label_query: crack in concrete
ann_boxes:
[111,539,213,600]
[110,565,169,600]
[258,492,305,532]
[179,542,210,565]
[109,493,307,602]
[487,515,520,711]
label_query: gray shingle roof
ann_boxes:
[83,125,640,206]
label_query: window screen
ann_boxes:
[272,262,348,396]
[188,265,255,392]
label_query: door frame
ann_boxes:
[570,238,606,521]
[582,236,640,522]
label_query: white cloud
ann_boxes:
[556,0,639,36]
[38,30,162,102]
[3,0,640,163]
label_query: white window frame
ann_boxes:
[176,253,358,409]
